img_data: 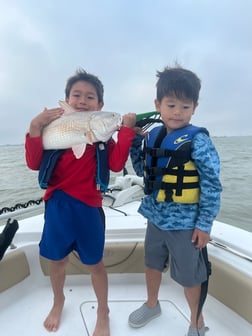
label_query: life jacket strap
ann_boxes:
[38,142,110,192]
[145,147,191,160]
[145,166,199,177]
[38,149,65,189]
[96,142,110,192]
[144,180,199,195]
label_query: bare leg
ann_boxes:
[145,266,162,307]
[184,285,204,328]
[87,261,110,336]
[44,257,68,332]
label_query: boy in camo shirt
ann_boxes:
[128,66,222,336]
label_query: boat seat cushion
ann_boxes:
[40,242,168,275]
[0,250,30,292]
[209,255,252,324]
[40,242,147,274]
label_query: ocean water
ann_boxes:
[0,136,251,232]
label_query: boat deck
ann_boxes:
[1,198,252,335]
[1,244,251,336]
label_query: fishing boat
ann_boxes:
[0,174,251,336]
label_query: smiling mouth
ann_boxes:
[76,108,88,112]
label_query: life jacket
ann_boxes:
[38,142,110,192]
[144,124,209,203]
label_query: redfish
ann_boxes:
[42,101,122,158]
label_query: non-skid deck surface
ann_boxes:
[0,286,189,336]
[1,273,252,336]
[81,300,189,335]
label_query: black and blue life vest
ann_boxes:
[38,142,110,192]
[144,124,208,203]
[145,124,212,326]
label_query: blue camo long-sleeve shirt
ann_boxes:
[130,131,222,234]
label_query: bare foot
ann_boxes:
[44,297,65,332]
[93,309,110,336]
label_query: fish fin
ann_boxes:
[58,100,76,114]
[86,131,95,143]
[72,144,87,159]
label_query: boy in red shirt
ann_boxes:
[25,69,136,336]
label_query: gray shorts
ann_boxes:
[145,222,208,287]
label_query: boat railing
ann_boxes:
[209,239,252,262]
[0,202,44,224]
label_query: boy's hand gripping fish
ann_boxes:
[42,101,122,159]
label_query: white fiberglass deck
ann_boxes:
[1,246,251,336]
[1,196,252,336]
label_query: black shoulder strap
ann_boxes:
[148,125,167,176]
[153,125,167,148]
[39,144,110,192]
[96,142,110,192]
[38,149,65,189]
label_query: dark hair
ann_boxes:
[156,66,201,105]
[65,68,104,103]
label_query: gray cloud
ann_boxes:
[0,0,252,144]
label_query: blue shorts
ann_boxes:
[40,190,105,265]
[145,222,207,287]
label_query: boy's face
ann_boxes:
[66,80,103,112]
[155,95,197,133]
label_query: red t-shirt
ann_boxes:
[25,127,135,207]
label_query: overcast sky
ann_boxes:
[1,0,251,144]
